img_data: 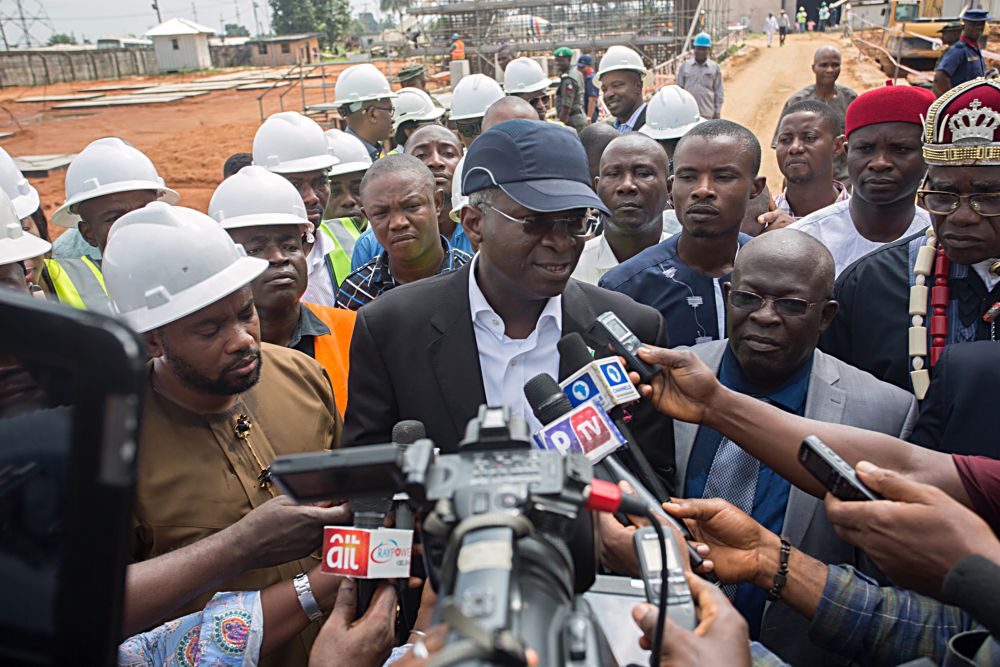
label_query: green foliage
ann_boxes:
[269,0,352,47]
[225,23,251,37]
[47,33,76,45]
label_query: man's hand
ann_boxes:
[597,510,643,577]
[825,461,1000,599]
[633,573,751,667]
[228,496,352,571]
[662,498,779,587]
[756,209,796,233]
[309,579,398,667]
[632,346,723,425]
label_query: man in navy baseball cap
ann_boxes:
[343,118,674,498]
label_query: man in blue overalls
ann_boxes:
[934,8,991,97]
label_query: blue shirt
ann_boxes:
[613,102,647,133]
[351,225,474,271]
[685,346,811,639]
[937,38,985,87]
[599,232,750,347]
[583,72,599,123]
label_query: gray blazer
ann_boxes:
[675,341,918,666]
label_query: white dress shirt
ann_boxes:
[302,225,337,307]
[468,256,562,433]
[572,227,672,285]
[789,199,930,277]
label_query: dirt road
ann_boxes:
[721,31,890,188]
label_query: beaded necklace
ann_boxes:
[909,227,1000,400]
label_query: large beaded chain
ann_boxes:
[909,228,949,401]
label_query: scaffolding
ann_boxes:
[402,0,731,75]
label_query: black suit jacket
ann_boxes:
[909,340,1000,457]
[604,105,647,132]
[342,263,676,492]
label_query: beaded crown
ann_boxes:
[923,76,1000,165]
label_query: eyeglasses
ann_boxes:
[916,189,1000,217]
[527,95,548,110]
[485,204,597,237]
[371,105,394,114]
[456,120,482,138]
[729,289,821,317]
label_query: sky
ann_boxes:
[14,0,380,45]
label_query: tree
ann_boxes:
[225,23,251,37]
[47,33,76,45]
[316,0,352,47]
[379,0,412,29]
[269,0,319,36]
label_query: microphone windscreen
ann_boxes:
[557,332,593,381]
[524,373,573,423]
[942,554,1000,637]
[392,420,426,445]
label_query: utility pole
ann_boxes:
[220,12,225,35]
[15,0,30,47]
[251,1,261,37]
[234,0,242,24]
[0,19,9,50]
[151,1,162,23]
[191,1,198,22]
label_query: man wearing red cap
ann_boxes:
[821,77,1000,398]
[790,84,935,276]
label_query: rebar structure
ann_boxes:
[403,0,731,74]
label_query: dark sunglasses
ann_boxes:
[456,121,482,138]
[729,289,821,317]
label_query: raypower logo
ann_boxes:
[371,539,413,564]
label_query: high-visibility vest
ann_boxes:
[452,39,465,59]
[302,301,356,416]
[43,256,112,315]
[319,217,364,288]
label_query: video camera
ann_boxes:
[271,405,626,667]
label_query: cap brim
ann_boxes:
[218,212,313,231]
[264,154,339,175]
[328,160,372,176]
[500,179,609,215]
[504,79,553,95]
[0,231,51,264]
[639,117,704,140]
[51,184,180,229]
[11,187,40,220]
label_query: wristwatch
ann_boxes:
[293,573,324,622]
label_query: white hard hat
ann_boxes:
[253,111,339,175]
[393,87,446,131]
[449,155,468,223]
[596,45,647,83]
[334,63,397,112]
[51,137,179,229]
[502,57,552,95]
[639,85,704,140]
[449,74,504,121]
[0,147,39,220]
[209,165,312,233]
[0,190,49,265]
[103,202,266,333]
[324,129,373,176]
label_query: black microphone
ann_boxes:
[557,332,672,503]
[392,419,426,445]
[943,554,1000,637]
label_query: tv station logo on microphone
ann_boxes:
[323,527,414,579]
[533,399,626,462]
[560,358,640,409]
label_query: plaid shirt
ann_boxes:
[334,235,471,311]
[808,565,982,666]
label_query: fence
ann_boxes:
[0,48,157,88]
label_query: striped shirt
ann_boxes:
[334,235,471,310]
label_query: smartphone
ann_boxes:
[588,311,660,384]
[798,435,883,501]
[633,526,696,630]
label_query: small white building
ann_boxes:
[145,18,215,72]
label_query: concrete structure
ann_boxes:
[248,34,321,66]
[145,18,214,73]
[0,48,156,87]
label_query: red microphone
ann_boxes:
[585,478,650,516]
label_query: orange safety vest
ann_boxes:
[302,301,356,417]
[452,39,465,59]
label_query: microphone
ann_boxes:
[392,419,426,445]
[943,554,1000,637]
[558,332,672,503]
[524,373,710,576]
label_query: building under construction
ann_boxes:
[404,0,732,73]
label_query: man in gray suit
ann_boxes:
[675,229,916,665]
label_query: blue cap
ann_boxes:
[693,32,712,47]
[577,54,594,66]
[962,8,992,21]
[452,33,460,39]
[462,120,609,215]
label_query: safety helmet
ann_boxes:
[103,202,267,333]
[693,32,712,47]
[392,87,446,131]
[209,166,312,233]
[503,57,552,95]
[452,33,459,40]
[0,189,49,265]
[450,74,505,121]
[253,111,339,175]
[450,155,468,223]
[334,63,397,113]
[51,137,179,229]
[639,85,704,140]
[0,147,39,220]
[596,45,647,83]
[324,128,374,176]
